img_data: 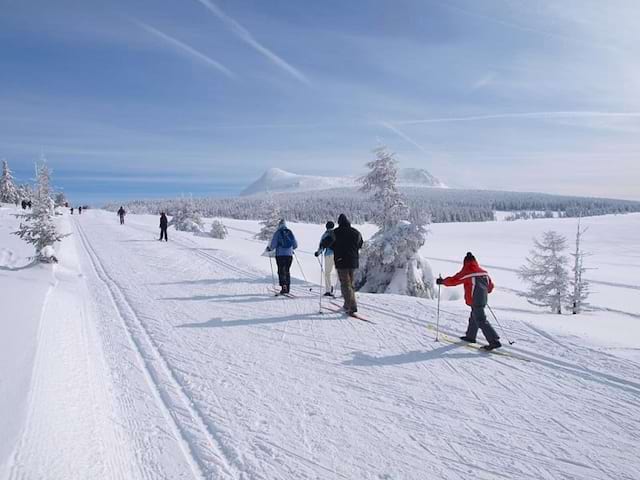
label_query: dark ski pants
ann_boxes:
[276,255,293,290]
[337,268,357,312]
[466,306,500,344]
[119,215,125,225]
[160,227,168,241]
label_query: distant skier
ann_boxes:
[320,214,363,315]
[266,219,298,295]
[159,212,168,241]
[314,221,336,296]
[436,252,501,350]
[70,207,74,215]
[78,206,82,215]
[117,206,126,225]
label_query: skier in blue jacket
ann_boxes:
[267,219,298,295]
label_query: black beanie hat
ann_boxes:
[464,252,476,263]
[326,221,335,229]
[338,213,349,225]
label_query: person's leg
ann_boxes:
[324,255,334,293]
[464,310,479,341]
[347,269,357,312]
[165,228,168,241]
[473,306,500,344]
[275,256,286,288]
[338,269,356,312]
[283,256,293,292]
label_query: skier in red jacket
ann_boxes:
[436,252,502,350]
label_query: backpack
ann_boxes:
[278,228,295,249]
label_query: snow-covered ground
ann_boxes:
[1,204,639,479]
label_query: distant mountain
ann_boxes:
[398,168,447,188]
[240,167,446,196]
[240,168,357,196]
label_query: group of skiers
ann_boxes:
[113,206,502,349]
[70,206,83,215]
[267,216,501,348]
[266,213,363,315]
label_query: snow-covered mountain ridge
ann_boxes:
[240,167,446,196]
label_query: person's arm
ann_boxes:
[487,275,495,293]
[292,233,298,250]
[442,268,466,287]
[319,231,335,250]
[357,231,363,249]
[268,231,279,251]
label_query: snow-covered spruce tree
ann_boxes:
[170,198,204,232]
[54,191,67,208]
[355,146,435,298]
[518,231,570,314]
[256,195,281,241]
[569,218,590,314]
[17,184,33,203]
[13,163,66,262]
[209,219,228,239]
[0,159,20,204]
[359,146,409,231]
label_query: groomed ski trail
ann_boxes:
[23,209,640,480]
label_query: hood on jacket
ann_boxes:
[338,214,350,227]
[277,219,287,229]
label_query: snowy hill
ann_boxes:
[240,167,446,196]
[240,168,357,196]
[2,204,640,478]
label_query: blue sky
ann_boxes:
[2,0,640,202]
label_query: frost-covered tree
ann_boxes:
[359,146,409,230]
[13,163,66,262]
[17,183,33,203]
[256,195,281,241]
[355,146,434,298]
[170,198,204,232]
[0,160,20,204]
[209,219,228,239]
[54,191,67,207]
[569,219,590,314]
[518,231,570,314]
[355,220,435,297]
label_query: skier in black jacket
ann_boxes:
[159,212,168,241]
[320,213,363,314]
[117,206,126,225]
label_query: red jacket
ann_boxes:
[442,260,494,306]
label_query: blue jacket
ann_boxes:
[269,224,298,257]
[319,230,334,256]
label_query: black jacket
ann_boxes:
[321,219,363,269]
[160,215,168,229]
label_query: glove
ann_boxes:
[266,246,272,252]
[436,277,444,285]
[314,250,320,257]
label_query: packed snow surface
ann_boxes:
[1,204,639,479]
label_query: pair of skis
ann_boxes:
[322,301,375,324]
[427,325,526,361]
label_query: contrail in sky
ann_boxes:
[136,20,235,79]
[395,111,640,125]
[194,0,310,85]
[379,121,432,156]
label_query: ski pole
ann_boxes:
[487,304,515,345]
[435,276,442,342]
[317,255,324,313]
[294,252,312,291]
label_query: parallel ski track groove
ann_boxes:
[74,219,244,480]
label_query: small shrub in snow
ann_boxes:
[518,230,570,314]
[209,220,228,239]
[170,199,204,233]
[13,162,66,263]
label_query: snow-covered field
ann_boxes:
[1,205,639,479]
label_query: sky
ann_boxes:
[1,0,640,203]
